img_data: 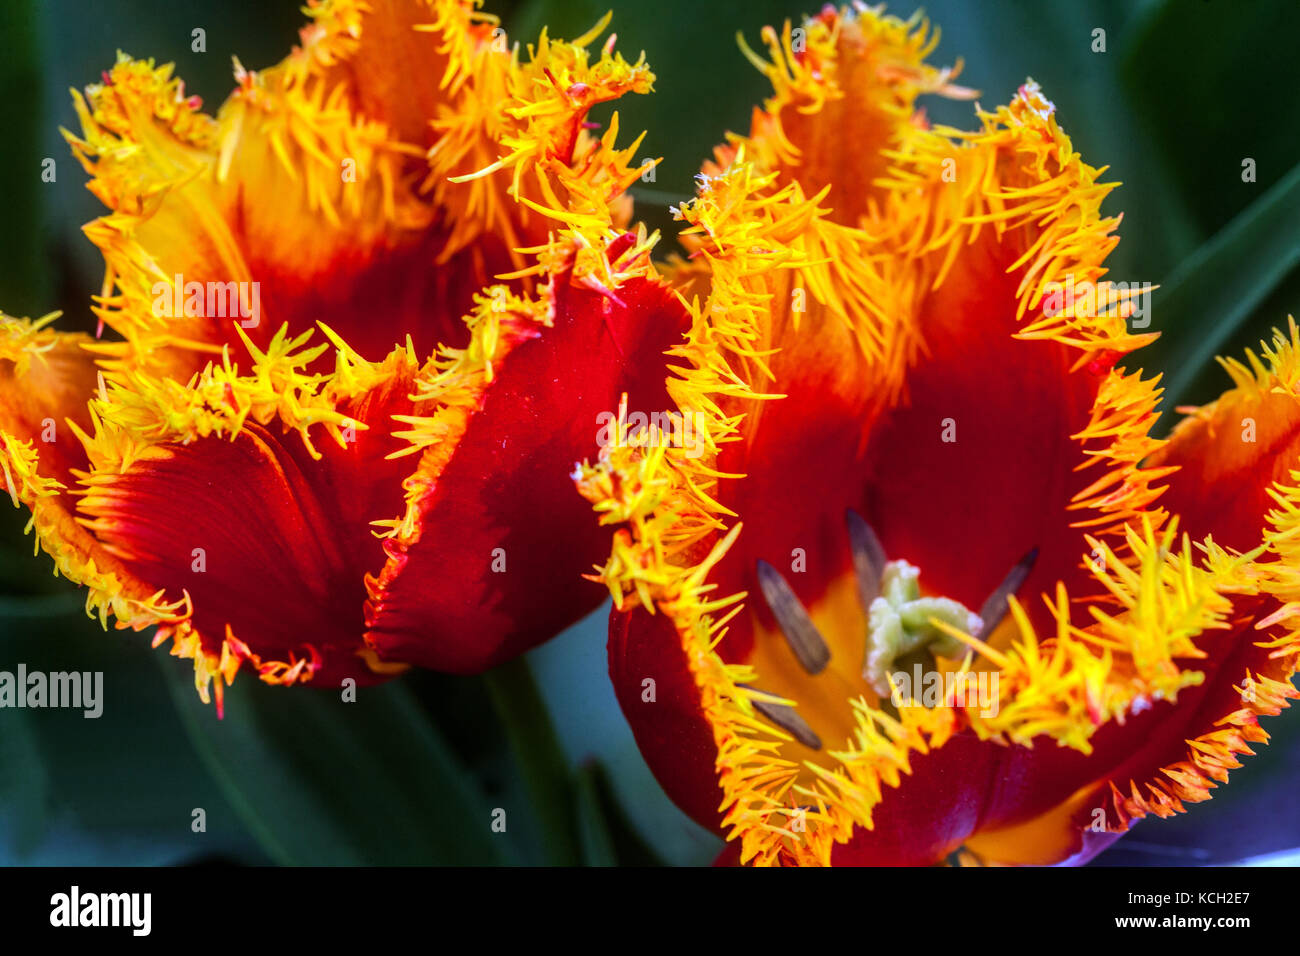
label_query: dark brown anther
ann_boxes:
[846,509,887,610]
[756,559,831,675]
[977,547,1039,638]
[751,697,823,750]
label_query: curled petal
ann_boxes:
[0,316,201,697]
[72,341,422,704]
[367,253,690,672]
[1150,318,1300,553]
[0,314,101,486]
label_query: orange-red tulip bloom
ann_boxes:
[576,6,1300,865]
[0,0,689,711]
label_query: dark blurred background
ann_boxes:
[0,0,1297,866]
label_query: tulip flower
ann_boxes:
[575,6,1300,865]
[0,0,690,712]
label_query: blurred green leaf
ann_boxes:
[1115,0,1300,415]
[483,657,581,865]
[166,665,511,865]
[0,0,50,317]
[1142,162,1300,420]
[575,760,664,866]
[508,0,604,40]
[574,763,617,866]
[0,508,74,597]
[0,699,49,857]
[1121,0,1300,237]
[0,594,258,863]
[529,610,721,865]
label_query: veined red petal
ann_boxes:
[366,267,689,672]
[74,348,421,690]
[608,606,724,830]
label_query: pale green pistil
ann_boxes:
[864,560,982,697]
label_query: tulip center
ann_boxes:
[746,510,1036,764]
[862,559,982,698]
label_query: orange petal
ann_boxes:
[0,316,207,701]
[68,1,655,383]
[0,314,101,487]
[963,320,1300,860]
[716,4,974,226]
[1149,318,1300,553]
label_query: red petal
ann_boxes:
[77,364,419,687]
[364,273,690,672]
[609,606,725,830]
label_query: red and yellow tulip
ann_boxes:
[575,6,1300,865]
[0,0,689,711]
[2,0,1296,867]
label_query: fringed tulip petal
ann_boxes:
[720,4,974,225]
[366,256,690,672]
[0,317,206,701]
[70,338,422,702]
[0,314,102,487]
[67,0,656,382]
[862,82,1160,643]
[1151,319,1300,552]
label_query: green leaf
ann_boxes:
[483,657,581,865]
[0,0,49,317]
[574,763,617,866]
[0,594,259,864]
[0,700,49,857]
[165,665,512,865]
[1120,0,1300,237]
[574,760,664,866]
[1141,162,1300,420]
[529,610,721,865]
